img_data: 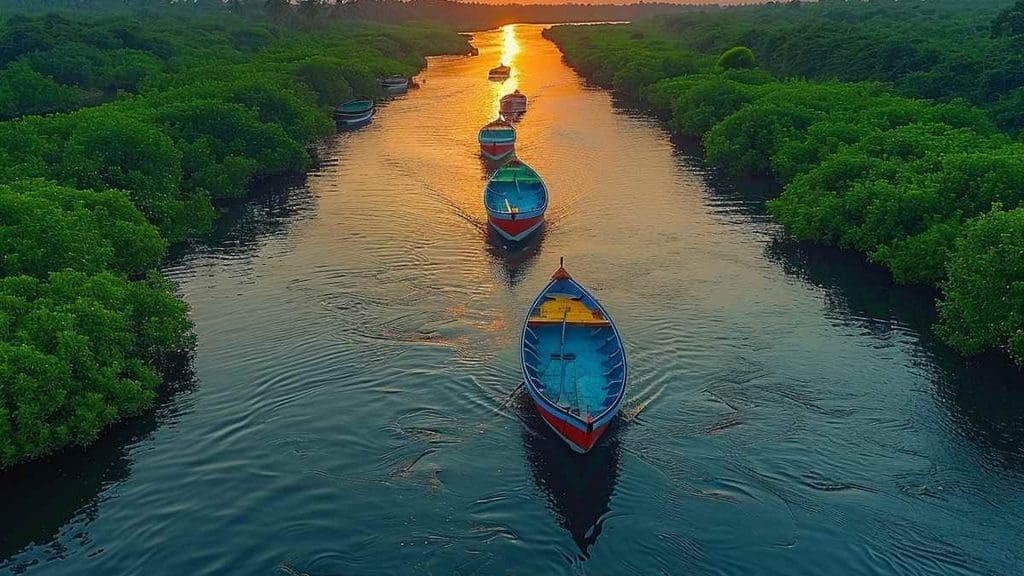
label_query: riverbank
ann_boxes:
[544,20,1024,367]
[0,15,472,469]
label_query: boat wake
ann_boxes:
[620,378,667,423]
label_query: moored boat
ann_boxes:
[488,64,511,80]
[483,158,547,241]
[500,90,527,118]
[334,99,375,126]
[380,74,409,94]
[521,260,626,453]
[478,118,516,161]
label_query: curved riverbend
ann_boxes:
[2,24,1022,576]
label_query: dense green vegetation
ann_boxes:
[0,0,723,32]
[653,1,1024,119]
[0,13,470,468]
[716,46,754,70]
[546,1,1024,366]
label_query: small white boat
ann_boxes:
[334,99,375,126]
[380,75,409,94]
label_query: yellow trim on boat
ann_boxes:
[528,294,610,325]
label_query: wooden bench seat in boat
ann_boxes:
[527,294,610,326]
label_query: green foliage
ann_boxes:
[0,14,471,467]
[652,0,1020,104]
[154,99,307,200]
[0,180,166,278]
[717,46,755,70]
[705,102,822,176]
[672,79,755,136]
[991,0,1024,38]
[0,271,190,467]
[938,208,1024,364]
[547,14,1024,364]
[989,87,1024,134]
[293,57,355,106]
[58,111,188,233]
[769,126,1018,285]
[543,25,704,94]
[0,62,81,119]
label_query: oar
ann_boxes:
[496,381,525,411]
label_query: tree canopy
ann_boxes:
[546,2,1024,366]
[0,14,471,468]
[717,46,755,70]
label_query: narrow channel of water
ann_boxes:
[2,24,1022,576]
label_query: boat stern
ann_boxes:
[488,213,544,241]
[531,398,611,453]
[480,141,515,161]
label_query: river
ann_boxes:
[2,24,1023,576]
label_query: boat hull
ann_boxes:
[382,79,409,94]
[487,213,544,241]
[489,67,510,81]
[480,141,515,161]
[530,393,613,453]
[501,95,527,117]
[335,108,375,126]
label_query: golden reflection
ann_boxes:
[502,23,520,66]
[492,24,520,118]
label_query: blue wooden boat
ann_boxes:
[520,259,627,453]
[483,158,547,241]
[335,99,375,126]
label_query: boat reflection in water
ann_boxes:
[517,396,623,559]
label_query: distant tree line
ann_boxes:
[286,0,722,31]
[0,13,471,468]
[650,0,1024,131]
[546,2,1024,367]
[0,0,728,31]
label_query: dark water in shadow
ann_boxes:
[2,24,1022,576]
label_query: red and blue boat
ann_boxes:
[478,118,516,161]
[520,260,627,453]
[483,158,547,242]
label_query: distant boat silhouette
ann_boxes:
[500,90,527,118]
[379,75,409,94]
[488,63,511,80]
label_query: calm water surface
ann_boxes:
[3,25,1024,576]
